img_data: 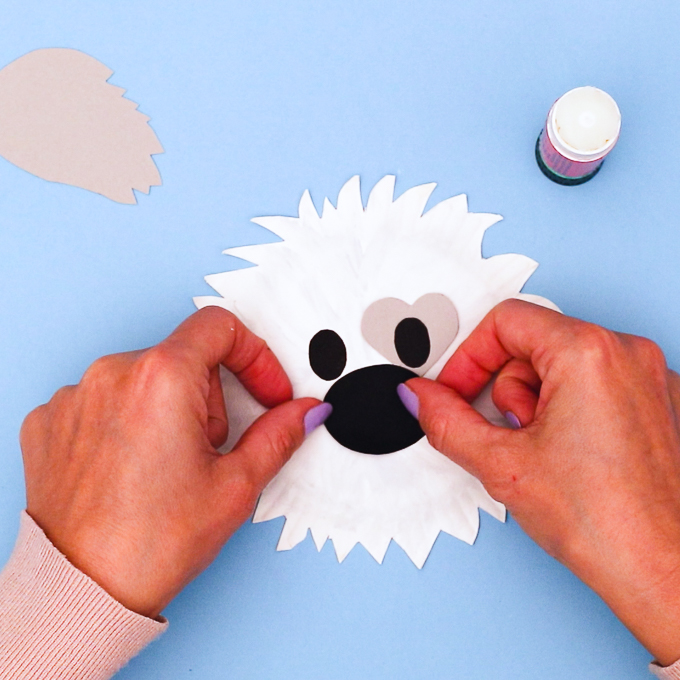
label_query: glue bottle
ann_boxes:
[536,86,621,185]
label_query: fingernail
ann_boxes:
[505,411,522,429]
[397,383,419,420]
[304,402,333,435]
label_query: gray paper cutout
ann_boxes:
[361,293,460,375]
[0,48,163,204]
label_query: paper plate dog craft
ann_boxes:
[195,175,556,568]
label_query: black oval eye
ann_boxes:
[309,330,347,381]
[394,317,430,368]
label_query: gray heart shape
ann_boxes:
[360,293,459,375]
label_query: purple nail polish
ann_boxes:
[304,402,333,435]
[505,411,522,429]
[397,383,419,420]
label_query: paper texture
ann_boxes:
[0,48,163,203]
[361,294,459,375]
[195,175,557,568]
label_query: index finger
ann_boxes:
[438,299,580,401]
[161,306,292,408]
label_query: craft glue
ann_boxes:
[536,86,621,185]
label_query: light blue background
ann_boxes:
[0,1,678,677]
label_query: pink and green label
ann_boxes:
[538,128,605,180]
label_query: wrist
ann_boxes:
[30,512,169,620]
[0,512,167,679]
[573,538,680,666]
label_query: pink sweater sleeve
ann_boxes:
[652,659,680,678]
[1,511,676,679]
[0,511,167,679]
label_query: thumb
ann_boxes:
[402,377,514,481]
[220,397,325,494]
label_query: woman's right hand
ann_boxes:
[403,299,680,666]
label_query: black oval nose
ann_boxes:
[323,364,425,455]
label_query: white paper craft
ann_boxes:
[195,176,557,568]
[0,48,163,204]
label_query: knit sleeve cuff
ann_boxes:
[0,510,167,680]
[651,658,680,679]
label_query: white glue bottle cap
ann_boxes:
[548,86,621,162]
